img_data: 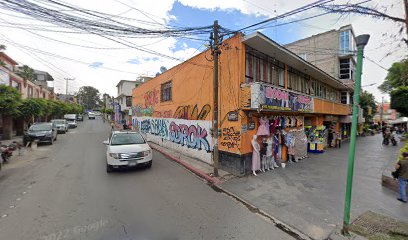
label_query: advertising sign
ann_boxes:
[251,83,313,112]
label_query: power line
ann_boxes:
[366,57,389,71]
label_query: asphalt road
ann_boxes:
[0,117,294,240]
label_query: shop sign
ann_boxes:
[228,111,238,121]
[250,83,313,112]
[241,124,248,133]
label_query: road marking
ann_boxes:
[1,214,7,218]
[9,206,15,209]
[22,191,26,194]
[16,198,21,201]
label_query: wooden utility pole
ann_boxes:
[212,20,220,177]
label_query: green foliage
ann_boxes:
[104,108,114,114]
[390,86,408,116]
[18,98,46,122]
[359,91,377,122]
[76,86,101,110]
[0,85,21,115]
[378,59,408,93]
[15,65,35,82]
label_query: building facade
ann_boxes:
[0,52,55,139]
[132,33,352,175]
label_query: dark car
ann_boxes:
[23,123,57,146]
[76,114,84,121]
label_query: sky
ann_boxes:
[0,0,406,102]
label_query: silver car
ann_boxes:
[51,119,69,133]
[103,131,152,173]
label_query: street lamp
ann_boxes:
[342,34,370,235]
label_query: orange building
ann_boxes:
[132,32,352,176]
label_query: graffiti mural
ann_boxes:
[169,122,211,152]
[133,104,154,117]
[220,127,241,149]
[132,117,213,164]
[144,89,159,108]
[152,110,172,118]
[173,104,211,120]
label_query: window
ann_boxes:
[37,74,45,81]
[339,58,351,79]
[341,92,348,104]
[126,96,132,107]
[42,92,46,98]
[340,30,350,54]
[161,81,172,102]
[278,68,285,87]
[28,86,33,98]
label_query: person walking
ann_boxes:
[395,152,408,203]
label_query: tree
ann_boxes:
[18,98,47,124]
[0,85,21,140]
[378,59,408,93]
[76,86,101,110]
[359,91,377,122]
[16,65,35,83]
[320,1,408,46]
[390,86,408,116]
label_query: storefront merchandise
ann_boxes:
[305,126,327,153]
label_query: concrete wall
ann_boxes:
[133,117,213,164]
[286,30,340,79]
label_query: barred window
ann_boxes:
[161,81,172,102]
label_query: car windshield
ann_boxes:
[110,133,145,145]
[30,124,52,131]
[52,120,65,124]
[67,119,75,122]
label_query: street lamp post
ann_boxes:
[342,34,370,235]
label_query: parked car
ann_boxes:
[51,119,69,133]
[76,114,84,121]
[66,119,77,128]
[103,131,152,173]
[88,112,95,120]
[23,122,57,145]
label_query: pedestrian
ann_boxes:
[110,121,114,130]
[395,152,408,203]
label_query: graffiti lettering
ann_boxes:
[220,127,240,149]
[151,119,169,138]
[152,110,172,118]
[169,122,211,152]
[173,104,211,120]
[140,119,151,134]
[144,89,159,108]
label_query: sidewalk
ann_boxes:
[149,142,235,184]
[221,134,408,240]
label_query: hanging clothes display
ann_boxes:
[256,116,270,136]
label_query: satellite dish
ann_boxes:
[155,72,161,77]
[160,66,167,73]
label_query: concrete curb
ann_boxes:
[150,145,222,185]
[151,145,313,240]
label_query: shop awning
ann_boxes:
[242,32,351,91]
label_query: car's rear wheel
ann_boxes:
[145,161,152,169]
[106,163,113,173]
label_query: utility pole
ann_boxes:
[342,34,370,235]
[211,20,220,177]
[64,78,75,102]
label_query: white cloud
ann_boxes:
[0,0,405,103]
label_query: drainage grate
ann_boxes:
[350,211,408,238]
